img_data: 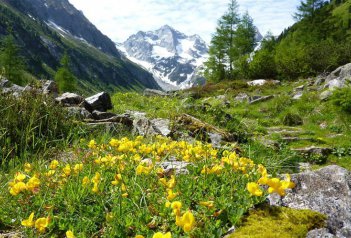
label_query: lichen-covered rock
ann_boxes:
[307,228,336,238]
[234,93,249,103]
[85,92,112,112]
[65,107,92,120]
[269,165,351,237]
[249,95,274,104]
[151,118,171,137]
[91,110,117,120]
[42,80,58,96]
[55,93,84,106]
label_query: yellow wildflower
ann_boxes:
[135,235,145,238]
[21,212,35,227]
[49,160,59,170]
[24,163,32,173]
[166,189,178,201]
[82,176,90,186]
[92,172,101,183]
[14,172,26,182]
[66,230,75,238]
[181,210,196,232]
[9,182,27,196]
[62,164,71,177]
[88,139,97,149]
[171,201,182,216]
[73,163,83,174]
[199,201,214,209]
[26,176,40,193]
[45,170,56,177]
[246,182,263,196]
[152,232,172,238]
[35,217,49,233]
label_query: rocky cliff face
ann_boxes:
[118,25,209,90]
[0,0,160,92]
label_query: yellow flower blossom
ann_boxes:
[180,210,196,232]
[66,230,75,238]
[15,172,26,182]
[171,201,182,216]
[45,170,56,177]
[199,201,214,209]
[21,212,35,227]
[82,176,90,186]
[152,232,172,238]
[135,235,145,238]
[35,217,49,233]
[73,163,83,174]
[246,182,263,196]
[26,176,40,193]
[9,182,27,196]
[88,139,97,149]
[24,163,32,173]
[166,189,178,201]
[62,164,71,177]
[49,160,59,170]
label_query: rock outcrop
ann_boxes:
[269,165,351,237]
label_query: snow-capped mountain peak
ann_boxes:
[118,25,209,90]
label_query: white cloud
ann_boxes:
[68,0,300,43]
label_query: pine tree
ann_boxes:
[54,52,77,93]
[0,34,25,85]
[234,12,257,56]
[294,0,327,20]
[205,0,240,81]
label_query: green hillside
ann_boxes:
[0,1,159,94]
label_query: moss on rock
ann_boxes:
[229,204,326,238]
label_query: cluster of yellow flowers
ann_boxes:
[8,172,40,196]
[21,212,49,233]
[6,136,295,236]
[247,165,295,197]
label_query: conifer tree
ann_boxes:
[294,0,327,20]
[0,34,25,85]
[54,52,77,93]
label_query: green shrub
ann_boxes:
[282,112,304,126]
[330,86,351,113]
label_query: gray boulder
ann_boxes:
[292,91,303,100]
[291,146,332,157]
[234,93,250,103]
[249,95,274,104]
[247,79,280,86]
[85,92,112,112]
[0,78,11,88]
[326,63,351,83]
[151,118,171,137]
[307,228,336,238]
[91,110,117,120]
[65,107,92,119]
[320,90,333,101]
[55,93,84,106]
[269,165,351,237]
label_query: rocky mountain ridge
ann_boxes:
[0,0,160,93]
[118,25,209,91]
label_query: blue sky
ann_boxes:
[68,0,301,43]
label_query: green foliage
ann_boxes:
[54,53,77,93]
[0,92,82,165]
[330,86,351,113]
[205,1,257,81]
[230,204,326,238]
[0,34,26,85]
[282,112,304,126]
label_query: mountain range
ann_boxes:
[118,25,209,91]
[0,0,160,94]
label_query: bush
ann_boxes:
[282,112,304,126]
[330,87,351,114]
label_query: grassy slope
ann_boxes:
[112,79,351,171]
